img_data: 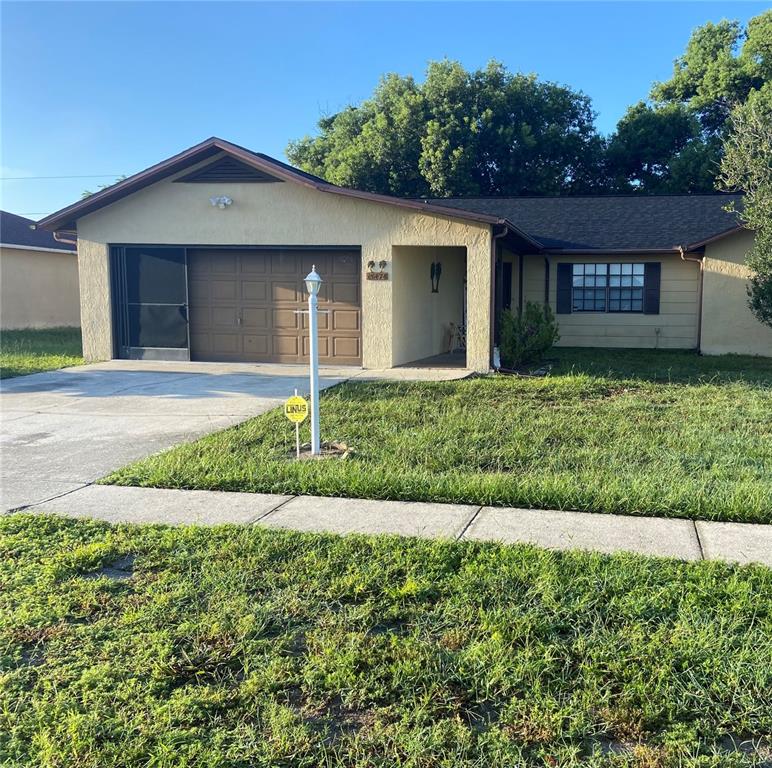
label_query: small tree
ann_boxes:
[81,175,127,199]
[719,85,772,327]
[499,302,560,369]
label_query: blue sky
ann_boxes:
[1,1,766,218]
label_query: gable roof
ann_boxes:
[1,210,75,252]
[421,194,745,252]
[36,137,515,235]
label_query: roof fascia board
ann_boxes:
[37,138,225,231]
[544,247,683,256]
[0,242,76,254]
[684,224,745,251]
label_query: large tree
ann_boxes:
[287,60,605,198]
[607,10,771,193]
[719,84,772,327]
[605,102,719,192]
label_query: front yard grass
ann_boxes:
[107,349,772,524]
[0,327,83,379]
[1,513,770,766]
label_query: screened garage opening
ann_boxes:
[110,246,362,365]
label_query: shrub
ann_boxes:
[499,302,560,368]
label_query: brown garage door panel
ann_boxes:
[188,249,361,364]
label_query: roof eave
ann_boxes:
[37,137,520,233]
[543,247,682,256]
[684,224,746,251]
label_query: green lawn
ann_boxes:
[1,514,770,767]
[0,327,83,379]
[107,349,772,524]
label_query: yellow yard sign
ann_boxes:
[284,395,309,424]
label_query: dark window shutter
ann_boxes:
[643,262,661,314]
[556,263,572,314]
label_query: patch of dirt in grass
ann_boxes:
[720,734,772,762]
[598,705,648,743]
[367,618,410,637]
[83,554,135,581]
[11,622,69,667]
[461,699,502,730]
[288,690,379,743]
[289,441,357,461]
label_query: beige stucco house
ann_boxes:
[37,137,771,370]
[1,211,80,329]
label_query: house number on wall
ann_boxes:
[366,260,389,280]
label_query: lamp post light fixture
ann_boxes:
[304,265,323,455]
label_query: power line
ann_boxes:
[1,174,124,180]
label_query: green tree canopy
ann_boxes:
[607,10,771,193]
[605,102,720,192]
[652,13,771,136]
[287,60,605,198]
[719,84,772,327]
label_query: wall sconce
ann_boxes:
[430,261,442,293]
[209,195,233,209]
[367,260,375,270]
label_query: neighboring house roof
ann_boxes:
[1,210,76,252]
[421,194,745,252]
[36,137,521,237]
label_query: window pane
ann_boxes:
[609,263,621,274]
[632,300,643,311]
[632,275,644,287]
[573,263,583,276]
[633,264,645,275]
[596,263,608,274]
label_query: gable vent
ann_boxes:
[174,156,282,183]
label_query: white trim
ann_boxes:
[0,243,76,255]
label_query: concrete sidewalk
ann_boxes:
[21,484,772,567]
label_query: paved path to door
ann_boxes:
[0,360,352,512]
[23,484,772,567]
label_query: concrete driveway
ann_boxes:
[1,360,350,512]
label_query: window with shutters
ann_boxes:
[572,263,645,313]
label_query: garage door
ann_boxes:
[187,249,361,364]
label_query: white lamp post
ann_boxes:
[304,265,322,455]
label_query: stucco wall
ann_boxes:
[76,156,493,370]
[0,246,80,329]
[392,246,465,365]
[76,239,112,360]
[515,254,701,349]
[701,229,772,357]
